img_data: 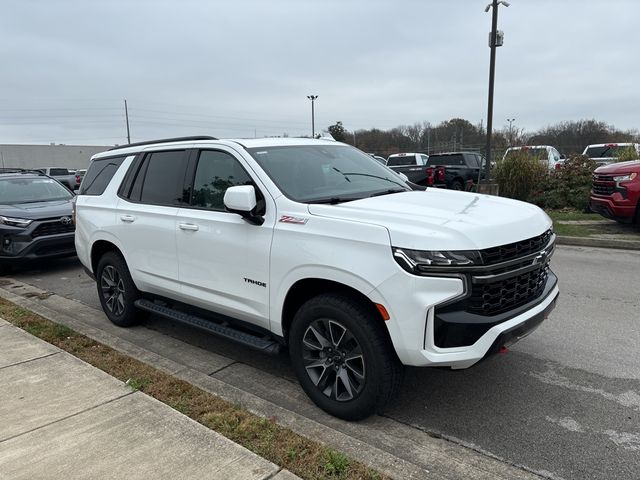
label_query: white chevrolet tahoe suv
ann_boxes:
[75,136,559,420]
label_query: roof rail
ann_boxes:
[108,136,218,151]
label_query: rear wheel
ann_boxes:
[96,252,144,327]
[451,180,464,191]
[289,293,403,420]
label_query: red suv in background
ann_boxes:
[590,160,640,224]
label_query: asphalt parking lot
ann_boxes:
[5,244,640,480]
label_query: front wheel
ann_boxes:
[289,294,403,420]
[96,251,144,327]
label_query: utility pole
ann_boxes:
[124,99,131,144]
[483,0,510,181]
[507,118,515,145]
[307,95,318,138]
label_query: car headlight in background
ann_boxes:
[0,216,33,228]
[613,173,637,183]
[393,247,481,274]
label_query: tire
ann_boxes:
[95,251,144,327]
[289,293,403,420]
[451,180,464,191]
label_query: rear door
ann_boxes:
[115,149,189,297]
[176,147,275,329]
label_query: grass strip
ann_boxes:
[547,209,603,237]
[0,298,385,480]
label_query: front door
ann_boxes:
[176,148,274,330]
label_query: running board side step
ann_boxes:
[134,299,282,355]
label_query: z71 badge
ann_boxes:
[279,215,308,225]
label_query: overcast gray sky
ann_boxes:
[1,0,638,145]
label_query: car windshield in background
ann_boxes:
[386,155,415,166]
[0,177,73,204]
[585,146,632,158]
[504,149,547,160]
[427,154,464,166]
[248,145,409,203]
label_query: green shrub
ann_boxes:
[494,150,548,201]
[532,155,597,211]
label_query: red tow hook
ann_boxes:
[498,346,509,354]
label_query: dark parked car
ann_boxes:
[0,169,76,271]
[386,153,430,185]
[425,152,486,190]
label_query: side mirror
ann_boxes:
[224,185,264,225]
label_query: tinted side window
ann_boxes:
[50,168,69,176]
[191,150,252,210]
[80,156,126,196]
[139,151,188,205]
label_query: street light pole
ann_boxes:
[307,95,318,138]
[483,0,509,180]
[507,117,515,145]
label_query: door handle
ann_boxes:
[179,223,199,231]
[120,215,136,223]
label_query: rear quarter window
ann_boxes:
[79,155,127,196]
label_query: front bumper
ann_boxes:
[370,232,558,369]
[0,215,76,263]
[0,231,76,263]
[589,196,636,222]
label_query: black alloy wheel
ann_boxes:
[289,293,403,420]
[100,265,125,317]
[95,251,143,327]
[301,318,366,402]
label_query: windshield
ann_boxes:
[504,148,547,161]
[0,177,73,204]
[248,145,409,203]
[585,145,633,158]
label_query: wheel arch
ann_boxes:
[90,239,125,275]
[280,278,389,344]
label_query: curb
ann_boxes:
[557,235,640,251]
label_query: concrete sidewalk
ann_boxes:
[0,318,298,480]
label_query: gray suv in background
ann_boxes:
[0,169,76,271]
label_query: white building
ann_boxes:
[0,144,112,170]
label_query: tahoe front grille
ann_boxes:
[480,229,553,265]
[466,262,550,316]
[31,222,75,238]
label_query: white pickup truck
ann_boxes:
[38,167,77,190]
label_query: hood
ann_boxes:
[0,199,74,220]
[307,190,551,250]
[594,160,640,174]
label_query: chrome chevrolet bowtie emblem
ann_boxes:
[60,216,72,225]
[533,250,547,266]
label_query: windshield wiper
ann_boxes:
[369,188,407,198]
[307,197,357,205]
[332,168,406,186]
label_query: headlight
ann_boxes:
[0,216,33,228]
[393,247,481,274]
[613,173,637,182]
